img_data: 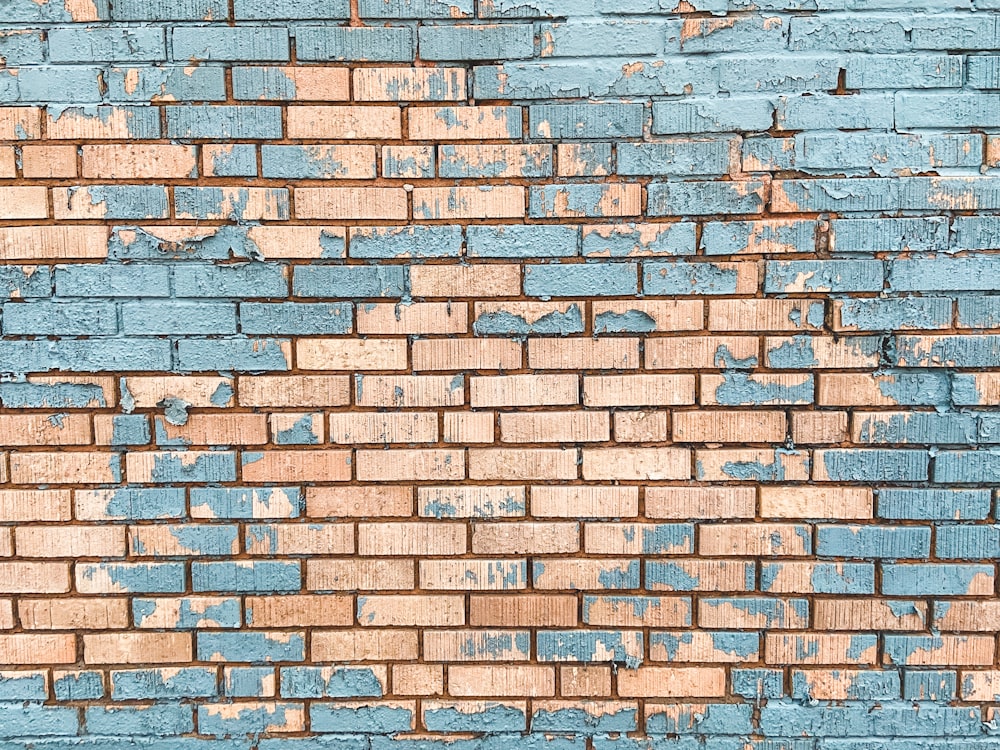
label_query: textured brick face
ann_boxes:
[1,0,999,746]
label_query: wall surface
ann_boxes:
[0,0,999,746]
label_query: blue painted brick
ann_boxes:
[192,561,301,592]
[176,338,290,372]
[0,703,79,738]
[358,0,474,18]
[51,339,173,372]
[310,703,414,733]
[112,0,227,20]
[530,703,636,734]
[173,263,288,298]
[107,415,151,446]
[240,302,352,335]
[2,301,117,335]
[139,451,237,483]
[235,0,349,18]
[644,261,747,296]
[537,630,643,666]
[524,263,637,298]
[646,703,753,735]
[133,597,241,629]
[903,671,957,701]
[529,103,645,139]
[958,297,1000,328]
[111,668,218,700]
[226,667,275,697]
[189,487,302,519]
[653,97,773,135]
[261,145,376,180]
[762,562,875,594]
[837,298,952,331]
[468,225,579,258]
[0,266,51,300]
[172,27,289,61]
[855,412,978,445]
[296,26,414,61]
[618,140,734,177]
[830,218,949,254]
[293,266,408,298]
[174,187,289,221]
[79,562,185,593]
[890,258,1000,292]
[648,180,767,216]
[530,184,639,219]
[539,19,671,57]
[818,449,928,482]
[12,66,104,103]
[83,488,186,520]
[54,671,104,701]
[166,106,283,139]
[122,302,237,335]
[894,335,1000,369]
[349,226,463,259]
[732,668,784,700]
[280,666,383,699]
[936,525,1000,559]
[878,489,991,521]
[66,185,170,220]
[721,55,841,93]
[48,27,165,62]
[955,218,1000,251]
[49,105,161,138]
[198,702,306,737]
[816,525,930,559]
[789,15,908,51]
[0,671,47,701]
[134,522,238,554]
[197,632,306,663]
[0,30,45,65]
[777,93,895,130]
[425,702,526,733]
[759,700,983,738]
[765,260,884,293]
[701,220,815,256]
[106,65,227,102]
[473,302,584,336]
[882,563,994,596]
[419,24,534,60]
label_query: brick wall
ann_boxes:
[0,0,999,745]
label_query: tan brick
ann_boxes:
[646,486,756,519]
[645,336,759,370]
[673,410,786,443]
[470,594,577,627]
[448,665,554,697]
[529,338,640,370]
[559,146,611,177]
[357,375,464,407]
[245,595,353,627]
[123,375,233,408]
[296,187,408,220]
[582,448,690,480]
[592,300,703,332]
[765,335,880,369]
[239,375,349,407]
[174,187,286,221]
[10,452,118,484]
[414,339,522,373]
[709,298,825,331]
[82,144,196,178]
[0,562,70,593]
[21,145,77,178]
[470,448,578,480]
[258,67,350,100]
[443,411,497,443]
[152,414,267,446]
[287,106,401,139]
[329,412,438,445]
[394,664,444,696]
[419,559,527,591]
[0,107,40,139]
[814,599,929,631]
[933,600,1000,632]
[306,486,413,518]
[695,448,810,481]
[471,374,579,408]
[531,486,639,519]
[269,412,325,444]
[473,522,579,555]
[409,264,521,298]
[533,559,636,591]
[358,302,467,334]
[0,490,71,522]
[84,633,191,664]
[561,666,611,697]
[585,595,690,627]
[356,449,465,481]
[613,411,670,442]
[0,186,47,219]
[583,375,695,407]
[0,634,76,665]
[409,106,519,140]
[585,523,692,555]
[241,450,351,483]
[358,595,465,627]
[307,560,414,591]
[765,634,877,665]
[618,667,725,697]
[244,523,353,556]
[760,487,872,519]
[358,522,466,556]
[500,411,609,443]
[313,630,418,661]
[16,527,125,558]
[650,631,759,663]
[792,410,848,443]
[700,523,811,556]
[0,226,107,260]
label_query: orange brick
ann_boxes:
[470,594,578,627]
[0,226,107,260]
[471,374,579,408]
[672,410,786,443]
[409,265,521,298]
[529,338,639,369]
[239,375,349,407]
[531,486,639,518]
[760,487,872,519]
[472,522,579,554]
[613,411,670,442]
[329,412,438,445]
[19,598,129,630]
[286,106,401,139]
[82,144,196,178]
[123,376,234,408]
[153,414,267,446]
[0,634,76,665]
[10,452,118,484]
[618,667,725,698]
[415,339,522,372]
[0,562,70,593]
[409,106,519,140]
[583,375,695,407]
[792,411,848,443]
[241,450,351,483]
[645,336,759,369]
[16,527,125,558]
[356,448,464,481]
[560,666,611,697]
[699,523,811,556]
[358,522,466,556]
[393,664,444,696]
[469,448,578,480]
[592,300,703,332]
[307,560,414,591]
[646,486,756,519]
[0,490,71,521]
[296,188,408,220]
[246,595,353,627]
[306,486,413,518]
[356,375,464,407]
[313,630,418,661]
[500,411,609,443]
[84,632,191,664]
[21,145,77,178]
[358,302,468,334]
[354,67,465,102]
[448,665,554,697]
[358,595,465,626]
[413,186,524,220]
[582,448,690,480]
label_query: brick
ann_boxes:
[355,67,465,101]
[409,106,521,140]
[297,188,408,220]
[673,410,786,443]
[618,668,725,698]
[312,630,417,662]
[448,666,554,697]
[414,186,524,220]
[297,341,406,371]
[241,450,351,483]
[0,634,76,665]
[358,302,467,334]
[20,598,128,630]
[287,106,401,139]
[85,633,191,664]
[760,487,872,519]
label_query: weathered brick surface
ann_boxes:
[0,1,999,746]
